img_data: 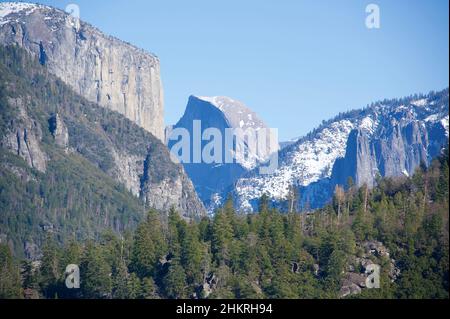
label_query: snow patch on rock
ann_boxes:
[0,2,40,18]
[235,119,354,211]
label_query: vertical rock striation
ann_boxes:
[0,2,164,140]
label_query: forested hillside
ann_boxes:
[1,150,448,299]
[0,45,203,259]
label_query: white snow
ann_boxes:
[233,93,449,213]
[195,96,264,130]
[197,96,231,112]
[208,193,223,215]
[235,119,355,210]
[425,114,449,137]
[359,116,377,134]
[425,114,439,122]
[395,105,408,112]
[194,95,278,170]
[411,99,428,107]
[0,2,39,18]
[441,115,449,137]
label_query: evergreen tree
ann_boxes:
[127,273,141,299]
[112,259,129,299]
[80,242,111,299]
[141,277,159,299]
[180,223,204,287]
[162,258,187,299]
[0,244,22,298]
[325,249,347,293]
[39,235,61,299]
[130,209,167,278]
[211,209,233,266]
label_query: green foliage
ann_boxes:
[39,235,67,299]
[0,244,22,298]
[79,242,112,299]
[0,46,448,299]
[0,45,185,257]
[162,258,187,299]
[130,210,167,278]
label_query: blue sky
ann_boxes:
[15,0,450,140]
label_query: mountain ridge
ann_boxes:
[233,89,449,212]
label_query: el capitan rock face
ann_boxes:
[0,2,164,140]
[0,3,206,230]
[0,29,205,257]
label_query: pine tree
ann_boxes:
[325,249,346,293]
[21,260,38,291]
[80,242,112,299]
[141,277,159,299]
[258,193,269,213]
[212,209,233,266]
[39,235,61,298]
[130,209,167,278]
[167,207,183,257]
[112,259,129,299]
[436,160,449,201]
[162,258,187,299]
[60,240,82,271]
[198,217,212,242]
[0,244,22,298]
[127,273,141,299]
[180,223,203,287]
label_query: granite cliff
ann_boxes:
[0,2,164,140]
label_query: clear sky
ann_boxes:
[14,0,450,140]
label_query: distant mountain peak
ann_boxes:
[169,95,277,211]
[189,95,268,130]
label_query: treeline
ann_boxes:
[1,151,448,299]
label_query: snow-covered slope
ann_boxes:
[0,2,41,21]
[234,89,449,212]
[235,119,354,210]
[197,96,267,131]
[193,96,275,170]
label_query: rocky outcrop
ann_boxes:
[0,2,164,140]
[333,117,436,188]
[110,150,142,197]
[48,113,69,149]
[332,129,378,187]
[376,120,429,178]
[1,97,47,172]
[140,143,205,220]
[339,241,400,298]
[199,273,218,298]
[24,241,42,261]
